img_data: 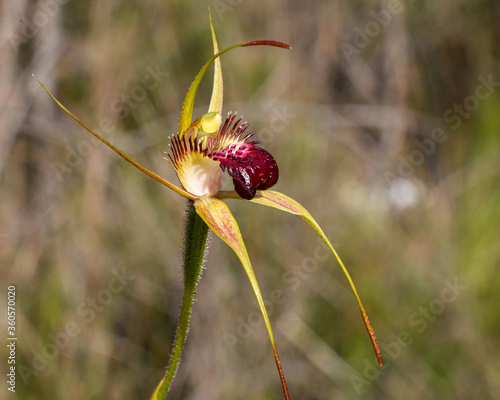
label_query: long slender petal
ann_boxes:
[178,41,291,136]
[34,75,196,200]
[193,197,290,400]
[218,190,383,367]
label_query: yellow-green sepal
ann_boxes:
[208,9,223,115]
[194,197,275,345]
[193,196,290,399]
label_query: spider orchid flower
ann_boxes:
[35,17,382,400]
[167,110,279,200]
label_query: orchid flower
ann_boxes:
[35,16,382,400]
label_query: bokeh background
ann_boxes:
[1,0,500,399]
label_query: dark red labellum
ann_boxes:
[211,142,279,200]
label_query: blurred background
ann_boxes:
[1,0,499,399]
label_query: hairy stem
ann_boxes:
[151,200,211,399]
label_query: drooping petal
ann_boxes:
[217,189,384,367]
[34,76,196,200]
[193,197,290,399]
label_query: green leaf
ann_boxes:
[151,201,211,399]
[193,196,290,399]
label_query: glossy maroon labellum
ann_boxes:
[212,141,279,200]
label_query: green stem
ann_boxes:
[151,200,211,399]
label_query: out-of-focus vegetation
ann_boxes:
[1,0,499,399]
